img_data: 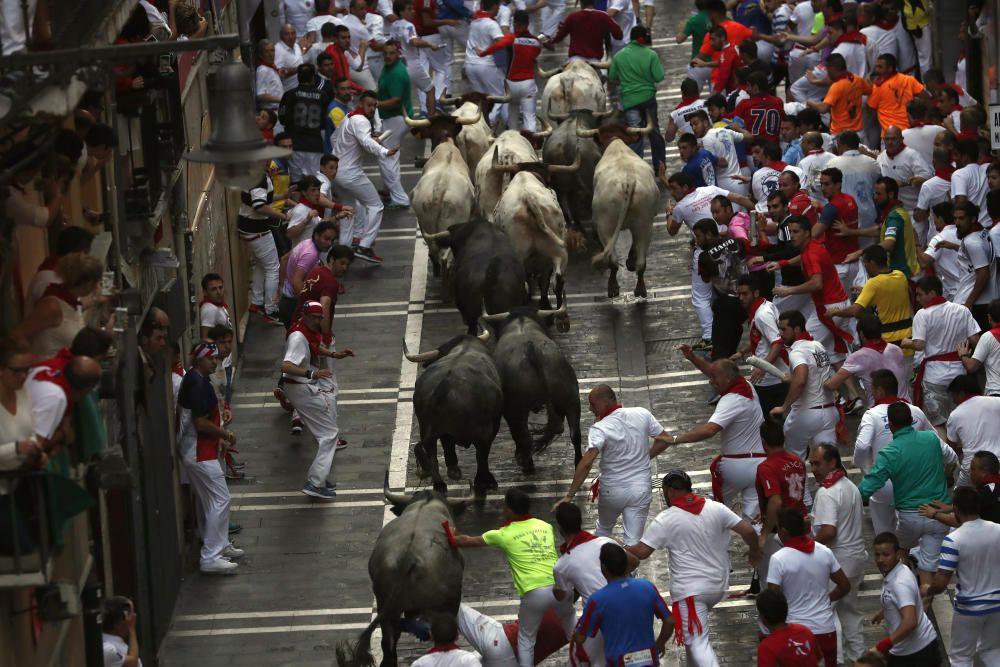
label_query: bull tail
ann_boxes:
[335,609,386,667]
[525,192,567,248]
[592,179,634,269]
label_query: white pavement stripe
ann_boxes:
[169,622,371,637]
[175,608,372,622]
[235,398,398,409]
[230,500,384,511]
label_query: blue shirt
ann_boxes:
[783,138,803,166]
[577,578,671,666]
[436,0,472,20]
[733,0,772,34]
[682,148,718,188]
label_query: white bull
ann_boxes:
[441,97,499,184]
[578,121,658,299]
[474,127,549,221]
[491,158,580,326]
[538,59,609,124]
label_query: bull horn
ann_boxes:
[456,110,482,125]
[383,471,414,506]
[445,492,478,506]
[546,152,581,173]
[547,111,570,122]
[476,329,491,343]
[592,108,615,118]
[592,58,612,69]
[487,81,512,103]
[532,117,554,138]
[439,94,462,105]
[402,108,432,128]
[403,341,440,363]
[481,311,510,323]
[632,111,655,135]
[575,117,599,138]
[423,229,451,241]
[537,302,568,318]
[536,64,562,78]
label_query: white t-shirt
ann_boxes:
[552,536,614,604]
[607,0,636,44]
[938,518,1000,615]
[199,301,233,369]
[287,201,322,243]
[640,499,741,600]
[912,300,981,385]
[255,65,284,110]
[26,370,68,440]
[955,229,997,306]
[842,345,910,405]
[701,128,743,182]
[811,476,867,571]
[902,125,945,167]
[832,41,867,79]
[877,147,932,213]
[788,339,835,409]
[282,330,320,382]
[790,1,814,37]
[391,18,422,64]
[798,150,834,204]
[306,14,343,39]
[274,40,305,91]
[750,300,787,387]
[673,185,731,233]
[915,175,951,219]
[670,99,705,136]
[924,225,963,299]
[946,395,1000,473]
[587,407,663,488]
[751,166,782,209]
[341,14,373,54]
[495,0,526,30]
[972,334,1000,395]
[952,163,991,226]
[855,402,953,472]
[103,632,143,667]
[880,562,939,656]
[767,542,841,634]
[465,17,504,67]
[411,649,484,667]
[860,25,896,61]
[709,390,765,456]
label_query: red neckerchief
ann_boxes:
[172,363,185,377]
[767,160,787,171]
[782,535,816,553]
[954,392,976,406]
[943,103,962,115]
[472,9,493,18]
[876,17,896,30]
[910,118,928,127]
[955,130,979,143]
[670,493,705,515]
[596,403,623,421]
[862,339,888,353]
[990,324,1000,344]
[820,467,846,489]
[805,148,825,157]
[675,95,700,110]
[288,319,323,359]
[348,106,369,119]
[427,645,461,654]
[31,366,74,412]
[923,295,947,309]
[885,144,905,159]
[935,166,955,181]
[43,283,80,308]
[299,195,323,215]
[200,296,230,311]
[37,254,59,272]
[879,199,904,226]
[257,59,279,73]
[874,70,898,87]
[35,347,73,373]
[834,29,866,45]
[560,530,598,554]
[874,394,909,406]
[719,376,754,399]
[792,331,814,344]
[982,474,1000,486]
[499,514,533,528]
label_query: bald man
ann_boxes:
[876,125,932,224]
[27,355,102,451]
[553,385,673,545]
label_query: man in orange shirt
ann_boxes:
[692,0,754,78]
[867,53,931,136]
[807,53,871,134]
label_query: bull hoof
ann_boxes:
[447,465,462,481]
[556,317,570,333]
[516,451,536,474]
[433,480,448,494]
[634,285,647,299]
[626,253,637,273]
[474,472,498,495]
[607,283,620,298]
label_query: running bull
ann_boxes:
[537,58,609,124]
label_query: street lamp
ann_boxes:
[183,62,290,189]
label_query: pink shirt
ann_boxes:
[842,344,910,405]
[282,238,324,298]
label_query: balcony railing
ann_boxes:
[0,469,52,588]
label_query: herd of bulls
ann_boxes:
[336,60,667,667]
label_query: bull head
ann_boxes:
[383,471,476,507]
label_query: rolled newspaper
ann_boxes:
[746,355,790,383]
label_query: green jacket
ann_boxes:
[377,60,412,119]
[608,42,664,110]
[858,426,951,509]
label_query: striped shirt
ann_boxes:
[938,518,1000,616]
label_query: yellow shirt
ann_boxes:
[855,270,914,353]
[482,518,558,596]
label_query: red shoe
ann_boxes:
[248,304,263,314]
[261,313,284,326]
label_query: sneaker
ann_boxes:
[200,557,239,574]
[222,544,245,560]
[386,201,410,211]
[248,303,263,314]
[692,338,713,351]
[301,481,337,501]
[274,386,293,412]
[261,313,284,326]
[842,397,865,416]
[225,466,245,480]
[707,392,721,406]
[228,521,242,534]
[354,247,383,264]
[291,418,304,435]
[324,480,338,491]
[336,438,348,451]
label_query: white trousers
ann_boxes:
[508,79,538,131]
[422,34,450,94]
[806,298,854,364]
[290,150,322,182]
[950,611,1000,667]
[0,0,36,55]
[284,383,340,487]
[595,484,651,545]
[465,63,507,124]
[378,115,410,206]
[790,76,828,104]
[437,23,468,94]
[457,604,519,667]
[913,26,932,76]
[350,67,377,92]
[772,291,814,320]
[833,566,866,663]
[687,66,713,91]
[783,406,838,462]
[675,591,725,667]
[691,249,715,340]
[334,171,384,248]
[788,49,820,84]
[869,481,897,537]
[407,60,435,114]
[183,456,231,565]
[717,456,765,521]
[539,1,565,38]
[243,232,280,315]
[517,586,576,667]
[756,532,783,591]
[368,55,384,84]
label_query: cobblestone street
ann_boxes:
[157,4,951,665]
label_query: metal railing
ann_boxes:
[0,469,51,588]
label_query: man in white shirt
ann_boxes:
[464,0,507,125]
[962,299,1000,395]
[363,0,387,81]
[628,469,761,667]
[904,275,981,427]
[826,130,881,234]
[342,0,378,90]
[946,374,1000,488]
[771,309,838,465]
[552,385,672,545]
[902,99,945,166]
[876,125,932,221]
[330,91,397,263]
[923,486,1000,667]
[809,444,867,664]
[102,596,141,667]
[285,0,318,35]
[668,347,765,522]
[552,503,611,666]
[953,201,997,326]
[870,532,941,665]
[391,0,441,116]
[953,139,992,228]
[735,275,789,415]
[921,202,963,300]
[413,616,484,667]
[306,0,343,38]
[767,507,851,667]
[256,40,285,112]
[913,148,954,245]
[688,110,750,196]
[275,23,309,92]
[28,354,103,449]
[664,79,704,142]
[797,132,834,205]
[605,0,635,54]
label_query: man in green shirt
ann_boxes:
[858,402,956,585]
[452,488,575,667]
[376,40,412,210]
[678,0,711,59]
[608,26,666,178]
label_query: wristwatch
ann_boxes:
[305,369,313,379]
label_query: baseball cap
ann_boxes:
[302,300,324,316]
[661,469,692,492]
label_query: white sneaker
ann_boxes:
[200,557,238,574]
[222,544,245,560]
